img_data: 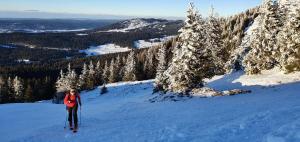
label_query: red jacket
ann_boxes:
[64,93,81,108]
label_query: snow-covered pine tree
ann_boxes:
[154,45,168,92]
[6,77,14,102]
[205,6,225,74]
[119,56,127,81]
[277,3,300,72]
[144,48,156,79]
[109,59,117,83]
[87,61,96,89]
[163,3,212,94]
[24,84,34,102]
[115,56,122,81]
[13,76,24,101]
[56,64,78,92]
[123,50,138,81]
[243,0,282,74]
[66,64,78,90]
[102,61,110,84]
[0,76,5,103]
[56,69,67,92]
[95,61,104,86]
[77,63,88,90]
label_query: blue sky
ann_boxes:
[0,0,262,19]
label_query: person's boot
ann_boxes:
[73,123,78,133]
[69,122,73,130]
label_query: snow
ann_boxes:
[101,19,160,33]
[0,29,89,33]
[134,36,175,48]
[79,44,131,56]
[1,71,300,142]
[17,59,31,63]
[233,67,300,86]
[0,44,15,48]
[76,33,89,36]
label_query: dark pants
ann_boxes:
[68,104,78,128]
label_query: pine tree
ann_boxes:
[243,0,282,74]
[87,61,96,89]
[144,49,156,79]
[95,61,104,86]
[0,76,5,103]
[154,45,168,92]
[205,6,225,74]
[7,77,14,102]
[78,63,88,90]
[24,84,34,102]
[109,59,118,83]
[56,64,78,92]
[13,76,24,102]
[277,4,300,72]
[115,56,122,81]
[163,3,212,93]
[123,50,138,81]
[56,69,67,92]
[102,61,110,84]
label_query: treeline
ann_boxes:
[0,38,177,104]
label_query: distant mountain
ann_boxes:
[97,18,183,33]
[0,19,119,33]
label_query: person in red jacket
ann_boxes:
[64,89,82,132]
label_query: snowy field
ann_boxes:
[1,69,300,142]
[79,44,131,56]
[105,19,158,32]
[134,36,175,48]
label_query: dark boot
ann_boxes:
[73,124,78,133]
[69,122,73,130]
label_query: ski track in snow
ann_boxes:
[1,71,300,142]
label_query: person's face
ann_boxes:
[70,90,75,95]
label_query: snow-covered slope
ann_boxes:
[134,36,175,48]
[79,44,131,56]
[97,18,181,33]
[1,70,300,142]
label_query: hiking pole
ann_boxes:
[64,110,68,129]
[80,106,82,126]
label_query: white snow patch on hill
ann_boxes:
[134,36,175,48]
[79,44,131,56]
[233,68,300,86]
[103,19,160,33]
[1,71,300,142]
[0,44,15,48]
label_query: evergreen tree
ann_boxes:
[115,56,122,82]
[78,63,88,90]
[7,77,14,102]
[24,84,34,102]
[205,6,225,74]
[277,4,300,72]
[13,76,24,102]
[163,3,212,93]
[56,64,78,92]
[87,61,96,89]
[56,70,67,92]
[0,77,5,103]
[144,49,156,79]
[102,61,110,84]
[154,45,168,92]
[95,61,104,86]
[109,59,118,83]
[243,0,282,74]
[123,50,138,81]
